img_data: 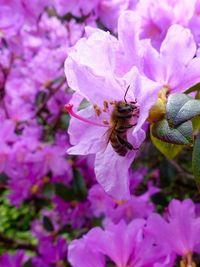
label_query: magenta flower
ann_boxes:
[65,29,161,200]
[145,199,200,260]
[188,0,200,45]
[36,236,68,265]
[68,220,174,267]
[0,250,27,267]
[0,119,16,173]
[88,184,155,223]
[118,12,200,93]
[98,0,129,32]
[135,0,197,48]
[141,24,200,93]
[0,0,24,38]
[88,184,116,218]
[53,0,99,17]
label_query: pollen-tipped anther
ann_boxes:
[64,104,109,128]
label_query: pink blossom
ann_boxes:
[36,236,67,265]
[0,250,27,267]
[53,0,100,17]
[135,0,197,48]
[146,199,200,256]
[98,0,129,32]
[68,220,174,267]
[142,24,200,93]
[88,184,155,223]
[0,0,24,38]
[65,29,161,200]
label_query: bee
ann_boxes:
[106,86,139,157]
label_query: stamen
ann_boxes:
[103,119,109,125]
[110,100,117,105]
[103,100,109,110]
[93,104,102,116]
[64,104,109,128]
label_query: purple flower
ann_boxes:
[145,199,200,262]
[68,220,174,267]
[88,184,116,218]
[88,183,155,223]
[0,119,16,173]
[118,12,200,93]
[65,29,161,199]
[0,0,24,38]
[135,0,197,48]
[36,236,67,265]
[0,250,27,267]
[142,24,200,93]
[98,0,129,32]
[53,0,99,17]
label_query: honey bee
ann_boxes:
[106,86,139,157]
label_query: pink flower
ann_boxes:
[36,236,67,265]
[98,0,129,32]
[68,220,173,267]
[88,184,155,223]
[0,250,27,267]
[65,29,161,200]
[146,199,200,257]
[0,119,16,173]
[135,0,197,48]
[118,12,200,93]
[142,24,200,93]
[0,0,24,38]
[53,0,99,17]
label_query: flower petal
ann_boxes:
[95,144,136,200]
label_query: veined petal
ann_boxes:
[124,67,162,132]
[67,106,107,155]
[118,11,141,70]
[95,143,136,200]
[65,30,125,105]
[173,57,200,92]
[159,25,196,87]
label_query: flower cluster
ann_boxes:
[0,1,200,267]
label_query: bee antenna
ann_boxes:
[124,85,130,103]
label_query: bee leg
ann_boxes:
[118,124,136,130]
[117,135,139,151]
[130,99,137,104]
[117,135,133,150]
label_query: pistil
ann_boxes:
[64,104,109,128]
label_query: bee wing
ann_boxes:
[99,127,113,153]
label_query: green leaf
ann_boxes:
[54,182,75,201]
[192,132,200,187]
[196,91,200,99]
[184,82,200,94]
[72,168,87,199]
[42,183,55,199]
[192,116,200,132]
[150,125,183,159]
[60,113,70,130]
[43,216,54,232]
[166,93,191,125]
[152,119,193,145]
[35,91,47,107]
[23,260,34,267]
[166,93,200,126]
[0,173,8,184]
